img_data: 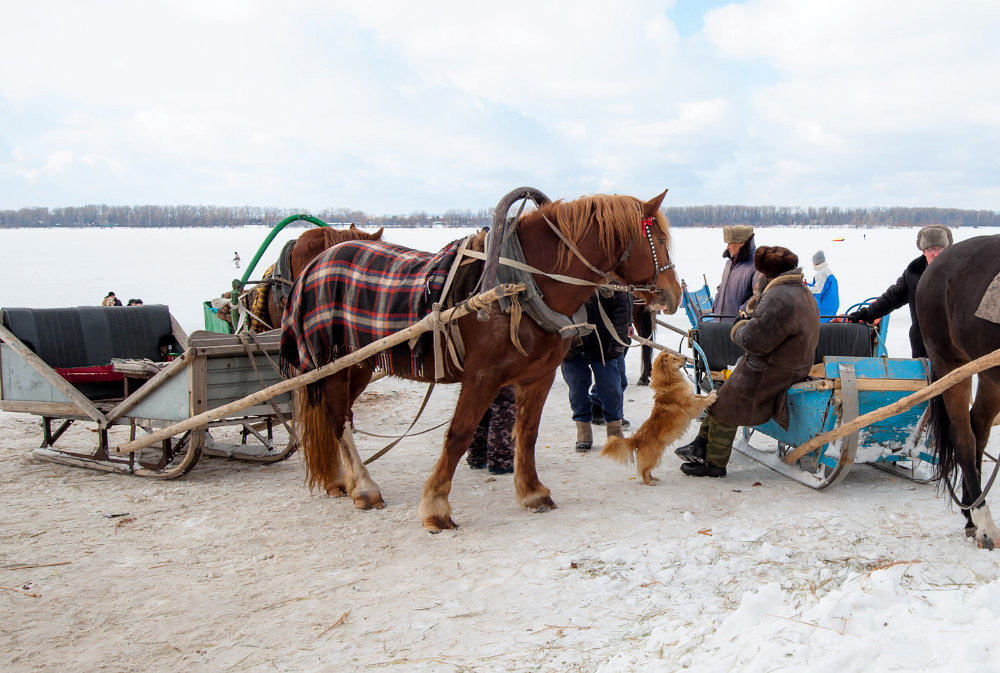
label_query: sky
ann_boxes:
[1,0,999,214]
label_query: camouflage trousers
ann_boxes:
[467,385,516,473]
[696,414,740,468]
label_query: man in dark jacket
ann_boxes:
[561,288,632,452]
[676,246,820,477]
[847,225,952,358]
[713,225,761,323]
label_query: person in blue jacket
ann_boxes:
[808,250,839,322]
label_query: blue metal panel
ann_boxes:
[822,357,930,380]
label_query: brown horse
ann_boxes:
[246,224,384,330]
[285,190,683,531]
[917,235,1000,549]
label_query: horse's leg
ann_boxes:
[418,383,500,532]
[320,369,384,510]
[513,369,559,512]
[969,377,1000,547]
[942,379,999,548]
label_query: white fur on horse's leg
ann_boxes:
[341,423,385,510]
[971,504,1000,550]
[418,486,455,533]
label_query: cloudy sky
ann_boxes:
[1,0,998,214]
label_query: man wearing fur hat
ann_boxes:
[847,224,952,358]
[676,246,820,477]
[713,225,760,323]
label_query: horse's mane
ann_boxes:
[523,194,670,271]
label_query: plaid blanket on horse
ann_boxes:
[280,239,462,379]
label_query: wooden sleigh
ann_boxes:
[0,306,294,479]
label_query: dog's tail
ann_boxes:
[601,435,638,464]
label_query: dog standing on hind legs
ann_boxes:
[602,351,716,484]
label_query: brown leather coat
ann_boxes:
[710,269,820,430]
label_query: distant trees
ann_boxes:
[1,203,996,229]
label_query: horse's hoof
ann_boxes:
[353,492,386,509]
[423,516,458,532]
[526,496,558,513]
[637,377,650,387]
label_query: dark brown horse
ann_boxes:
[917,235,1000,549]
[288,190,683,531]
[246,224,384,330]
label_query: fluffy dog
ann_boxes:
[602,351,717,484]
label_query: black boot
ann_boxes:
[680,462,726,478]
[674,435,707,463]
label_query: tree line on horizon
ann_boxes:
[1,203,997,229]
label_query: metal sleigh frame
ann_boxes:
[0,316,295,480]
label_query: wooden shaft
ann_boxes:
[654,317,689,337]
[782,347,1000,465]
[111,284,524,456]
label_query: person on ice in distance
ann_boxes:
[808,250,839,322]
[233,252,241,269]
[847,225,952,358]
[713,225,760,323]
[675,246,820,477]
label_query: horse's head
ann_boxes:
[616,190,682,314]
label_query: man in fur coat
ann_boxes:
[713,225,761,323]
[847,224,952,358]
[676,246,820,477]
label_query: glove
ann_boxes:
[737,309,750,321]
[846,310,869,324]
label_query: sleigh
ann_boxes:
[0,305,294,479]
[687,301,936,488]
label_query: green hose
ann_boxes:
[239,214,328,285]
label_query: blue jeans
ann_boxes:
[561,356,624,423]
[590,354,627,412]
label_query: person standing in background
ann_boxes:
[808,250,839,322]
[713,225,760,323]
[234,252,241,269]
[102,291,122,307]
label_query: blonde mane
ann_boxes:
[526,194,670,271]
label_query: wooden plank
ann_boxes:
[0,400,89,416]
[0,323,110,427]
[110,283,524,456]
[169,311,190,352]
[106,350,194,423]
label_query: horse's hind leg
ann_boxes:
[419,383,499,532]
[321,370,384,510]
[969,377,1000,547]
[513,370,558,512]
[943,380,1000,549]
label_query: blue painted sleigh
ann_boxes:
[682,283,936,489]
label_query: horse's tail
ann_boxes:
[295,388,342,493]
[602,435,638,464]
[930,392,956,488]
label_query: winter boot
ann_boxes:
[674,434,707,463]
[605,419,625,440]
[680,462,726,478]
[575,421,594,452]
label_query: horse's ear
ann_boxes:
[370,227,384,240]
[349,223,359,231]
[642,189,668,219]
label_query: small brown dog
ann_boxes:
[602,351,717,484]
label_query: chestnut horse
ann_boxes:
[247,224,384,330]
[286,190,682,531]
[918,236,1000,549]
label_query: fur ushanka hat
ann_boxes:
[916,224,953,251]
[755,246,799,278]
[723,225,754,244]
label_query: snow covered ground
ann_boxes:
[2,223,1000,672]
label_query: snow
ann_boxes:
[2,224,1000,671]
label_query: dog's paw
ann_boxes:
[704,391,718,406]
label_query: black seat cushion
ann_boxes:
[692,319,876,371]
[2,305,175,368]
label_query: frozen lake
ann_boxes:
[2,223,997,359]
